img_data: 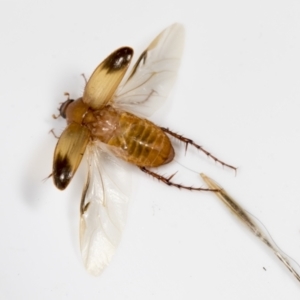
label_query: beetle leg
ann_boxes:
[139,167,219,192]
[161,127,237,174]
[81,73,88,85]
[49,129,59,139]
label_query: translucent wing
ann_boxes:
[83,47,133,109]
[80,142,131,276]
[113,23,185,118]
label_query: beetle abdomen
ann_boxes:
[86,106,174,167]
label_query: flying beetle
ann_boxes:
[52,23,236,276]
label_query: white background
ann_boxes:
[1,0,300,299]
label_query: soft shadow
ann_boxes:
[21,134,56,208]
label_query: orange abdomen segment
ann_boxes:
[108,112,174,167]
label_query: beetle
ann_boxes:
[51,23,235,275]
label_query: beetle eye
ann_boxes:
[59,99,74,118]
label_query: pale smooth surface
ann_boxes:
[1,1,300,299]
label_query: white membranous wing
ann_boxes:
[114,23,185,118]
[80,142,131,276]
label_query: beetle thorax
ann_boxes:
[65,98,89,124]
[64,98,120,143]
[83,106,120,143]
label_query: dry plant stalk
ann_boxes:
[201,173,300,283]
